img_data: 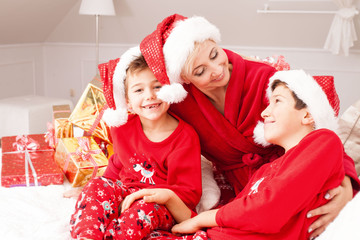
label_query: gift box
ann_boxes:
[44,104,74,149]
[1,134,64,187]
[53,104,73,139]
[68,76,112,144]
[54,136,108,187]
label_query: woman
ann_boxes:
[139,14,359,239]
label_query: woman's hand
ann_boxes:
[121,188,173,213]
[307,176,352,239]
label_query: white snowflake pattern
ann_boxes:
[129,213,134,219]
[86,216,93,221]
[98,190,104,196]
[86,229,93,235]
[91,205,98,211]
[248,177,265,196]
[127,228,134,236]
[86,196,92,202]
[129,157,136,163]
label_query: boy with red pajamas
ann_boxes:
[169,70,360,240]
[69,46,202,240]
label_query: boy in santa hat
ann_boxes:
[169,69,348,240]
[69,46,202,240]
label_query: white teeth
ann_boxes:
[143,103,160,109]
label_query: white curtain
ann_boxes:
[324,0,359,56]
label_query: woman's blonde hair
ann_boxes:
[181,40,216,81]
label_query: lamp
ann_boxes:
[79,0,116,74]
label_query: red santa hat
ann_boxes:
[98,46,142,127]
[254,69,340,147]
[140,13,221,103]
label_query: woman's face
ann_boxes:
[182,40,230,92]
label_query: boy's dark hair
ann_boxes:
[271,79,307,110]
[125,54,149,98]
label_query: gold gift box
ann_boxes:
[53,104,73,140]
[68,76,112,144]
[54,136,108,187]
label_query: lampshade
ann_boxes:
[79,0,115,16]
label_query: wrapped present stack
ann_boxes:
[1,134,64,187]
[52,75,114,187]
[1,75,115,188]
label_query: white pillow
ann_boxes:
[196,156,221,213]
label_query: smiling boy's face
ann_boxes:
[261,84,310,151]
[126,68,170,123]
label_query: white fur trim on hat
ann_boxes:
[157,83,188,104]
[253,121,272,147]
[267,70,338,132]
[163,16,221,85]
[103,46,142,127]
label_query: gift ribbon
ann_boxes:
[44,122,56,148]
[64,137,101,180]
[53,109,71,114]
[12,135,40,187]
[86,104,108,136]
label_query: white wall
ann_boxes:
[0,44,44,98]
[1,43,358,115]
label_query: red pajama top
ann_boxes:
[208,129,345,240]
[170,49,360,195]
[103,113,202,210]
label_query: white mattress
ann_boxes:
[0,148,359,240]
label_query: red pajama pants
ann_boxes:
[70,177,175,240]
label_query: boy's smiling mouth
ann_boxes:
[143,103,162,109]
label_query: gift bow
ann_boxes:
[13,135,40,187]
[44,122,56,148]
[262,55,290,71]
[65,138,101,180]
[13,135,40,152]
[75,137,102,161]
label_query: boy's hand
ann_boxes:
[63,187,83,199]
[307,176,352,239]
[121,188,173,213]
[172,209,218,234]
[172,217,201,234]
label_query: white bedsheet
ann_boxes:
[0,184,76,240]
[0,148,359,240]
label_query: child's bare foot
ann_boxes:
[63,187,83,199]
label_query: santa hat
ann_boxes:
[254,70,340,147]
[98,46,143,127]
[140,14,221,103]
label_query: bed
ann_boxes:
[1,149,359,240]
